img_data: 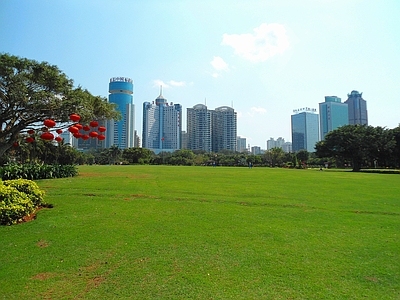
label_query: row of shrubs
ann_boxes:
[0,163,78,180]
[0,179,48,225]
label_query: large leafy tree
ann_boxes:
[0,53,119,157]
[122,147,154,164]
[315,125,395,171]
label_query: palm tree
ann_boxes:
[108,145,121,165]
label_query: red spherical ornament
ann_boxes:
[83,125,91,131]
[43,119,56,128]
[82,134,90,140]
[27,129,35,135]
[97,134,106,141]
[56,129,63,134]
[98,126,106,132]
[89,120,99,128]
[69,114,81,122]
[68,126,79,134]
[55,136,63,142]
[75,123,83,130]
[13,141,19,148]
[89,131,98,138]
[73,132,82,139]
[40,132,54,141]
[26,137,35,143]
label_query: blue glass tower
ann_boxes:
[291,108,319,152]
[107,77,135,149]
[319,96,348,140]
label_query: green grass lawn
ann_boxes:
[1,165,399,299]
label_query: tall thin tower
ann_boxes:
[106,77,135,149]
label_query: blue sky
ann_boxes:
[1,0,399,148]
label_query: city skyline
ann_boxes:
[1,1,399,148]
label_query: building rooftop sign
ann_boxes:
[110,77,133,83]
[293,107,317,114]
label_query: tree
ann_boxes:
[0,53,120,158]
[315,125,392,171]
[296,150,309,168]
[263,147,285,167]
[122,147,154,164]
[391,126,400,167]
[108,145,121,164]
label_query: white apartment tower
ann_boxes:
[187,104,212,152]
[211,106,237,153]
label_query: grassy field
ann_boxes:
[1,165,399,299]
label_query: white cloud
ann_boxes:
[153,79,186,89]
[169,80,185,87]
[211,56,229,71]
[153,79,169,89]
[250,106,267,114]
[222,23,289,62]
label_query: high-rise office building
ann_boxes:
[291,108,319,152]
[211,106,237,153]
[236,136,247,152]
[282,142,292,153]
[187,104,212,152]
[251,146,261,155]
[344,90,368,125]
[181,131,188,149]
[142,89,182,153]
[106,77,135,149]
[319,96,348,140]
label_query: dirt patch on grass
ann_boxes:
[36,239,50,248]
[365,276,379,282]
[32,272,57,281]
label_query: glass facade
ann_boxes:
[142,92,182,153]
[107,78,135,149]
[345,90,368,125]
[319,96,348,140]
[291,111,319,152]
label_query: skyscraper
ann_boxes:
[106,77,135,149]
[344,90,368,125]
[319,96,348,140]
[142,89,182,153]
[291,108,319,152]
[211,106,237,153]
[236,136,247,152]
[187,104,212,152]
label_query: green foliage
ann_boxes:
[122,147,153,164]
[3,179,45,207]
[0,163,78,180]
[316,125,397,171]
[0,53,120,158]
[0,184,34,225]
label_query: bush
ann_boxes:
[0,163,78,180]
[3,179,45,207]
[0,184,35,225]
